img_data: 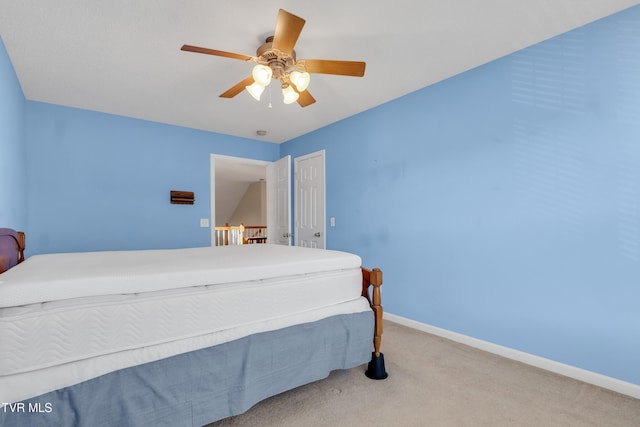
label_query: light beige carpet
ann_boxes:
[208,321,640,426]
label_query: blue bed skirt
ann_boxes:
[0,311,373,427]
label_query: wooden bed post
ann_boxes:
[0,228,25,274]
[362,267,388,380]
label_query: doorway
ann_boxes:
[209,154,291,246]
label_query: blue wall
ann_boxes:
[0,36,27,230]
[282,6,640,385]
[25,102,279,253]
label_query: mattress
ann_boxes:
[0,244,369,403]
[1,299,371,405]
[0,244,362,307]
[0,310,374,427]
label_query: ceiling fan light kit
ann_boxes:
[246,61,305,104]
[290,70,310,92]
[181,9,366,108]
[246,81,266,101]
[251,64,273,86]
[282,85,299,104]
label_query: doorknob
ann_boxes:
[314,232,321,237]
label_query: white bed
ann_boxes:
[0,229,386,426]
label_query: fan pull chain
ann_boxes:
[268,83,273,108]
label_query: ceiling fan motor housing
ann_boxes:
[257,36,296,81]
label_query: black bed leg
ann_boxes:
[365,352,388,380]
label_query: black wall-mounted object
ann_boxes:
[170,190,195,205]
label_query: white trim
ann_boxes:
[384,312,640,399]
[209,155,215,247]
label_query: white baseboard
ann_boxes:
[384,312,640,400]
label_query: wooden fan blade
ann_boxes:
[272,9,305,54]
[220,76,254,98]
[303,59,366,77]
[181,44,253,61]
[297,90,316,108]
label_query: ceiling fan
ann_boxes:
[181,9,366,108]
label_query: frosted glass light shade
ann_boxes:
[246,82,265,100]
[282,85,299,104]
[252,64,273,86]
[290,71,310,92]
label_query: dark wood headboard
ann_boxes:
[0,228,25,274]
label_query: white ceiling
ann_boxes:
[215,156,267,183]
[1,1,639,144]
